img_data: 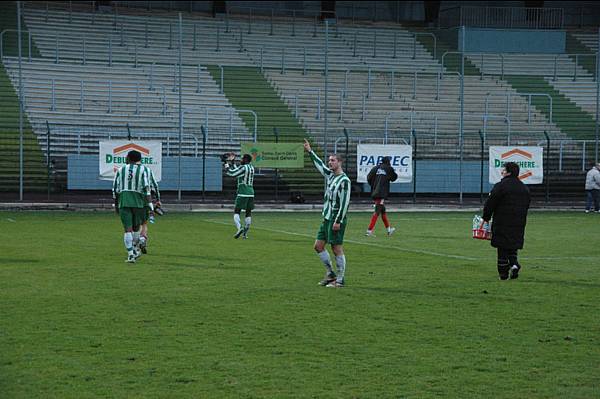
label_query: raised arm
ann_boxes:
[304,139,331,177]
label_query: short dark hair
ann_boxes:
[504,162,519,177]
[381,156,391,165]
[329,154,343,163]
[128,150,142,163]
[241,154,252,163]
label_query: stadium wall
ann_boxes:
[67,156,222,191]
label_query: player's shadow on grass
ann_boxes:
[355,286,521,302]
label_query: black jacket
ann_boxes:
[367,164,398,199]
[483,175,531,250]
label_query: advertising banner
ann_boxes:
[489,146,543,184]
[356,144,412,183]
[240,142,304,168]
[99,141,162,181]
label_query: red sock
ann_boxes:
[382,213,390,228]
[368,213,378,230]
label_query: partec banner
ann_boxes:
[99,141,162,181]
[356,144,413,183]
[489,146,543,184]
[241,142,304,168]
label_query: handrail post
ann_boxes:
[238,27,243,52]
[294,91,298,118]
[172,63,177,92]
[291,11,295,36]
[135,82,140,115]
[108,80,112,113]
[162,86,166,115]
[120,24,124,46]
[149,62,154,90]
[193,24,197,50]
[219,64,224,94]
[527,94,531,124]
[373,30,377,58]
[51,79,55,111]
[344,69,349,95]
[549,95,553,124]
[480,53,484,79]
[229,108,233,141]
[196,64,201,93]
[367,67,371,98]
[270,9,274,36]
[260,46,264,73]
[553,54,557,81]
[313,16,317,38]
[393,32,397,58]
[436,72,440,100]
[169,23,173,49]
[82,38,86,65]
[303,47,307,75]
[412,35,416,59]
[216,27,220,52]
[134,42,138,67]
[353,31,357,57]
[389,70,394,99]
[55,34,59,64]
[338,90,343,121]
[28,32,31,62]
[384,116,388,139]
[145,20,148,48]
[413,71,417,99]
[108,38,112,66]
[80,80,84,112]
[573,54,578,81]
[317,89,321,120]
[281,47,285,74]
[361,93,366,120]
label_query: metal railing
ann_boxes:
[439,6,564,29]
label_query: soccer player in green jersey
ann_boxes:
[303,139,351,288]
[138,165,161,254]
[225,153,255,239]
[112,150,153,263]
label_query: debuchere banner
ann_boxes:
[99,141,162,181]
[240,142,304,168]
[489,146,543,184]
[356,144,412,183]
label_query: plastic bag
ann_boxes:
[472,215,492,240]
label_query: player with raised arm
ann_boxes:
[303,139,351,288]
[112,150,153,263]
[224,152,255,239]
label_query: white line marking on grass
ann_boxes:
[203,219,480,261]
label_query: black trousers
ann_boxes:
[497,248,520,277]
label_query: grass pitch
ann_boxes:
[0,211,598,398]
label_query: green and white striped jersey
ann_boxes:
[147,168,160,200]
[227,163,255,197]
[112,164,150,208]
[309,150,351,222]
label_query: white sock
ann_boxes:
[133,231,140,246]
[335,255,346,282]
[244,216,251,229]
[124,232,133,254]
[234,214,241,230]
[318,251,333,274]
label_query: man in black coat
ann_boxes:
[366,157,398,236]
[483,162,531,280]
